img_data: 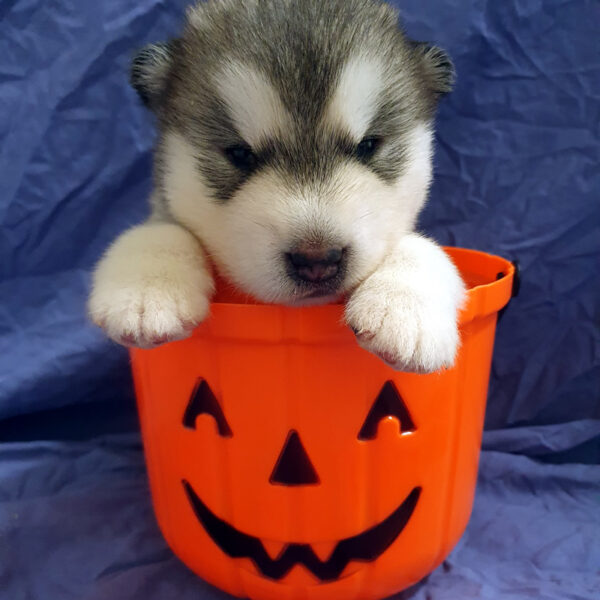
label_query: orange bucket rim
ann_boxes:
[206,246,516,323]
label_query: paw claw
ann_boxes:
[119,333,136,346]
[377,351,399,366]
[355,330,376,343]
[181,319,198,332]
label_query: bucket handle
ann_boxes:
[496,260,521,322]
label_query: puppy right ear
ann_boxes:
[130,41,177,110]
[411,42,455,96]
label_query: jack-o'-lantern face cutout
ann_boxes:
[180,379,421,582]
[132,248,514,600]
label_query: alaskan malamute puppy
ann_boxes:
[89,0,465,373]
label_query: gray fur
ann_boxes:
[132,0,453,205]
[130,41,178,109]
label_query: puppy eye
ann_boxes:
[356,137,381,162]
[183,379,233,437]
[225,144,258,172]
[358,381,416,440]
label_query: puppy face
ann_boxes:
[135,0,453,304]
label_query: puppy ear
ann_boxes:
[411,42,455,95]
[130,41,177,110]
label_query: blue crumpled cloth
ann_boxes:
[1,435,598,599]
[0,0,598,598]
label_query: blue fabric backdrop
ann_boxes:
[1,1,598,599]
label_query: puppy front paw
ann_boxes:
[345,272,461,373]
[90,277,210,348]
[88,223,213,348]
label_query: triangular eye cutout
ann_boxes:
[183,379,233,437]
[270,430,320,486]
[358,381,416,440]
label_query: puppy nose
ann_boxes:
[287,247,344,283]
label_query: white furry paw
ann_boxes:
[346,283,459,373]
[345,243,465,373]
[88,223,213,348]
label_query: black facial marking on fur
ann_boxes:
[152,0,452,202]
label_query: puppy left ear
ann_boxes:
[411,42,455,95]
[130,40,178,110]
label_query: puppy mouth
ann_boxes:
[183,480,421,582]
[287,286,343,306]
[306,288,336,298]
[287,273,348,306]
[301,285,341,299]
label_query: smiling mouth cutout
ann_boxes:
[183,481,421,582]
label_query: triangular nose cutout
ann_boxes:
[270,430,320,486]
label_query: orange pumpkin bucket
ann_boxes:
[130,247,516,600]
